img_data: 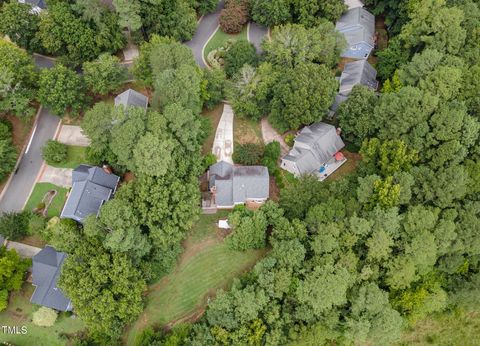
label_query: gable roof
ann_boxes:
[61,165,119,223]
[336,7,375,47]
[339,60,378,95]
[31,246,72,311]
[283,122,345,175]
[114,89,148,110]
[209,162,269,207]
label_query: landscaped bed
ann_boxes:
[0,284,85,346]
[125,211,267,345]
[203,25,248,63]
[48,145,87,169]
[24,183,68,218]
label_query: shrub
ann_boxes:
[233,143,264,165]
[0,120,12,140]
[28,213,46,235]
[42,140,67,164]
[284,134,295,147]
[203,153,217,171]
[32,307,58,327]
[225,209,268,251]
[219,0,249,34]
[82,54,127,95]
[224,40,258,78]
[0,211,32,240]
[0,138,17,181]
[262,141,281,174]
[202,69,226,109]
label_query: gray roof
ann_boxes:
[22,0,47,9]
[339,60,378,95]
[209,162,269,207]
[283,122,345,175]
[331,94,349,112]
[31,246,72,311]
[114,89,148,110]
[61,165,119,223]
[336,7,375,47]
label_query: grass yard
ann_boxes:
[49,145,87,169]
[125,211,267,345]
[234,116,263,145]
[24,183,68,218]
[0,284,84,346]
[329,151,361,181]
[203,25,248,61]
[201,104,224,155]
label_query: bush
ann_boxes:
[233,143,264,165]
[0,138,17,181]
[32,307,58,327]
[203,153,217,171]
[224,40,258,78]
[42,140,67,164]
[284,134,295,147]
[28,214,46,235]
[219,0,249,34]
[202,69,226,109]
[82,54,127,95]
[0,211,32,240]
[225,209,268,251]
[0,120,12,140]
[262,141,281,174]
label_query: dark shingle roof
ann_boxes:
[23,0,47,9]
[31,246,72,312]
[339,60,378,95]
[336,7,375,47]
[114,89,148,110]
[61,165,119,223]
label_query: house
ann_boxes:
[281,122,346,181]
[344,0,364,10]
[339,60,378,96]
[30,246,72,312]
[60,165,119,223]
[208,161,269,208]
[114,89,148,111]
[336,7,375,59]
[18,0,46,13]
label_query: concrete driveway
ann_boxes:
[39,166,72,188]
[185,1,225,67]
[6,241,42,258]
[213,104,234,164]
[57,125,90,146]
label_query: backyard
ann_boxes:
[124,211,267,344]
[48,145,87,169]
[24,183,68,218]
[203,25,248,62]
[0,284,84,346]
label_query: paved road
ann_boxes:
[0,107,60,213]
[249,22,269,53]
[185,1,225,67]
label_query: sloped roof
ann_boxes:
[209,162,269,207]
[336,7,375,47]
[22,0,47,9]
[61,165,119,223]
[31,246,72,312]
[339,60,378,95]
[344,0,364,10]
[283,122,345,175]
[114,89,148,110]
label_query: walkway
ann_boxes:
[57,125,90,146]
[261,118,289,156]
[248,22,269,53]
[6,241,42,258]
[212,104,234,164]
[185,1,225,67]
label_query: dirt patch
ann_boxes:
[122,171,135,183]
[201,104,224,155]
[234,117,262,145]
[269,176,280,202]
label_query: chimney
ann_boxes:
[336,127,342,136]
[103,165,113,174]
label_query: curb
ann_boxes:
[0,105,43,203]
[202,25,220,69]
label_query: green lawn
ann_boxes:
[24,183,68,218]
[0,284,84,346]
[203,25,248,61]
[125,211,267,345]
[49,145,87,169]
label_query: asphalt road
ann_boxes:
[185,1,225,67]
[0,107,60,213]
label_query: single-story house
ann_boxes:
[208,161,269,209]
[114,89,148,111]
[281,122,346,181]
[60,165,119,223]
[339,60,378,95]
[30,246,72,312]
[336,7,375,59]
[18,0,46,13]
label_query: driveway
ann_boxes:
[261,118,289,156]
[248,22,269,53]
[39,166,72,188]
[185,1,225,67]
[57,125,90,146]
[6,241,42,258]
[212,104,234,164]
[0,108,60,213]
[33,53,55,69]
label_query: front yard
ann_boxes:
[24,183,68,218]
[203,25,248,62]
[0,284,84,346]
[48,145,87,169]
[125,211,267,345]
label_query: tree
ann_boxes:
[38,64,86,116]
[42,140,67,165]
[292,0,347,26]
[0,211,31,241]
[113,0,142,31]
[233,143,264,165]
[219,0,249,34]
[226,209,268,251]
[202,69,226,109]
[150,40,197,80]
[0,247,31,312]
[195,0,218,15]
[251,0,292,27]
[264,23,346,69]
[83,54,127,95]
[32,307,58,327]
[270,63,338,132]
[337,85,379,146]
[0,2,40,52]
[0,136,17,182]
[224,40,258,78]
